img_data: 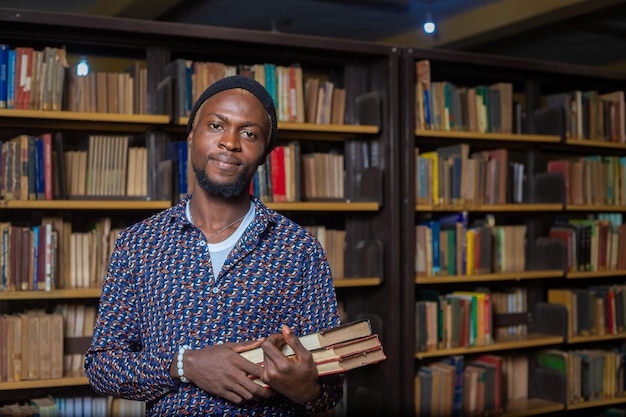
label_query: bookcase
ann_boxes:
[0,7,403,415]
[400,47,626,416]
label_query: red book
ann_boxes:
[269,145,286,202]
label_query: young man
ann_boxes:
[84,75,343,416]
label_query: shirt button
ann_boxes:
[199,241,206,247]
[212,287,219,294]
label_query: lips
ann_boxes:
[210,154,242,170]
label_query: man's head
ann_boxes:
[187,76,277,199]
[188,75,278,154]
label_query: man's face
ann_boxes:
[188,88,270,199]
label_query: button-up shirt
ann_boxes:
[84,195,342,416]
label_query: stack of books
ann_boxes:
[239,319,386,387]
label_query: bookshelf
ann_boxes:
[0,8,401,415]
[400,48,626,416]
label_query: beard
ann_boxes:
[193,164,249,199]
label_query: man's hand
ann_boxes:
[260,325,322,404]
[170,339,274,404]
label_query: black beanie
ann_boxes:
[187,75,278,153]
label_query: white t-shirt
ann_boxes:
[186,200,255,279]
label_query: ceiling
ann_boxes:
[0,0,624,69]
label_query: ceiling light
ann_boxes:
[423,12,435,34]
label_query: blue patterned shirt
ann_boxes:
[84,195,342,416]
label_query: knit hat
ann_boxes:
[187,75,278,153]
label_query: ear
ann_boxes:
[187,131,193,147]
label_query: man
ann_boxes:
[84,75,343,416]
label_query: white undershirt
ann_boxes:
[186,200,255,279]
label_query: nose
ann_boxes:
[219,128,241,151]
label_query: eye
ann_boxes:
[209,122,223,130]
[242,130,258,140]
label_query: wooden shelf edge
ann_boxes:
[415,270,564,284]
[565,139,626,150]
[415,203,563,212]
[0,375,89,391]
[566,204,626,212]
[415,334,564,359]
[178,117,379,134]
[415,129,560,143]
[333,277,381,287]
[0,109,170,124]
[0,288,102,300]
[266,201,379,211]
[568,333,626,344]
[0,200,172,210]
[566,397,626,410]
[502,398,565,417]
[567,270,626,279]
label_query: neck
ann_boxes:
[189,191,251,236]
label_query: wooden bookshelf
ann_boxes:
[568,333,626,344]
[0,200,172,210]
[415,203,563,212]
[0,374,89,391]
[333,277,381,287]
[267,201,379,211]
[0,8,401,414]
[414,334,565,360]
[566,397,626,410]
[502,398,565,417]
[415,130,560,143]
[415,270,564,284]
[565,138,626,150]
[566,270,626,279]
[0,289,101,300]
[0,109,170,131]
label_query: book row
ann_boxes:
[415,353,525,417]
[0,304,96,383]
[415,59,626,143]
[1,133,149,201]
[549,285,626,339]
[0,395,144,417]
[0,217,121,292]
[162,59,347,126]
[416,213,527,277]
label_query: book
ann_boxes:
[242,333,381,365]
[252,344,386,388]
[240,319,373,362]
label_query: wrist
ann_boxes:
[303,382,329,413]
[176,344,191,383]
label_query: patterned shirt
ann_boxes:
[84,195,342,416]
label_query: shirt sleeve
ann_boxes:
[295,237,344,413]
[84,237,178,402]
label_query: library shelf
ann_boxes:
[267,201,379,212]
[414,334,565,360]
[0,109,170,132]
[0,200,172,210]
[0,289,102,300]
[567,333,626,344]
[333,277,381,288]
[565,204,626,212]
[415,270,564,284]
[501,398,565,417]
[566,397,626,411]
[415,204,563,212]
[0,374,89,391]
[415,130,561,144]
[177,118,380,138]
[565,139,626,150]
[566,270,626,279]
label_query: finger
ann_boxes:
[231,337,266,353]
[281,325,311,358]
